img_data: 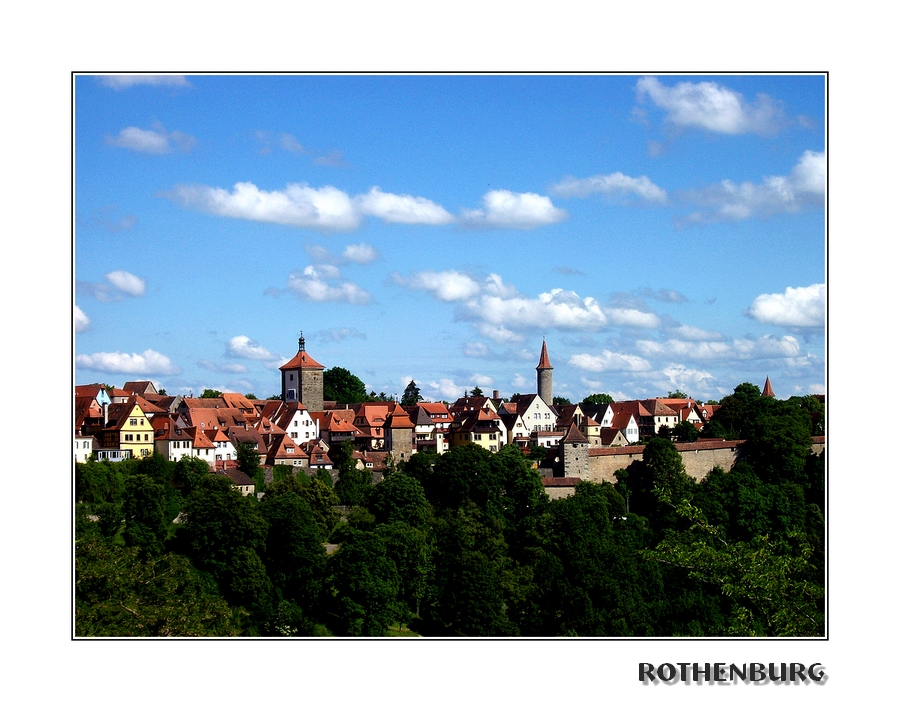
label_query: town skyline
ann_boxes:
[75,74,826,403]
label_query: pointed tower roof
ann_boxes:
[762,376,775,398]
[280,333,325,371]
[536,340,553,370]
[561,421,589,444]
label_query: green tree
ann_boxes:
[553,396,572,406]
[259,487,328,628]
[365,470,431,528]
[121,473,169,556]
[581,393,614,405]
[672,420,700,442]
[235,441,262,477]
[323,366,369,404]
[400,380,423,407]
[667,389,690,399]
[326,528,402,636]
[75,533,243,636]
[244,392,257,400]
[173,455,211,495]
[471,385,484,397]
[200,389,223,398]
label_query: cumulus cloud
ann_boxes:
[551,172,668,204]
[636,76,787,135]
[680,150,825,223]
[342,243,379,264]
[82,206,136,232]
[460,190,567,229]
[637,335,803,361]
[747,283,825,328]
[99,75,191,90]
[657,364,718,395]
[106,124,195,154]
[226,336,279,361]
[76,349,181,375]
[464,285,608,336]
[74,305,90,333]
[667,324,727,341]
[640,287,688,303]
[606,307,662,329]
[392,270,482,302]
[569,350,652,373]
[287,270,372,304]
[104,270,146,297]
[425,378,469,401]
[168,181,362,232]
[77,270,146,302]
[355,187,454,225]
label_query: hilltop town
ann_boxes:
[74,336,824,496]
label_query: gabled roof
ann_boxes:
[104,397,148,429]
[122,381,158,396]
[220,392,257,412]
[386,403,414,429]
[640,399,679,417]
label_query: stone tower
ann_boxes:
[536,340,553,405]
[279,333,325,411]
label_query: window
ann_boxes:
[125,434,134,441]
[289,374,294,381]
[144,434,149,441]
[141,449,149,456]
[130,418,137,426]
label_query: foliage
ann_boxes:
[470,385,484,397]
[326,528,402,636]
[552,396,572,406]
[75,533,242,636]
[200,389,223,398]
[400,380,423,407]
[667,389,690,399]
[672,420,700,442]
[323,366,369,405]
[581,393,614,405]
[244,392,257,400]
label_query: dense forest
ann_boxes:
[74,383,825,637]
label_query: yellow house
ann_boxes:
[101,397,155,458]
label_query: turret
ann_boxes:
[536,340,553,405]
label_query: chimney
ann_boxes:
[493,390,500,400]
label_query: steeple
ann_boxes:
[537,339,553,370]
[762,376,775,398]
[536,340,553,405]
[298,331,305,352]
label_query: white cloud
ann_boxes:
[569,350,652,372]
[393,270,482,302]
[681,151,825,223]
[606,307,662,329]
[342,243,380,264]
[77,270,147,302]
[355,187,454,225]
[667,324,726,341]
[636,76,787,135]
[74,305,90,332]
[76,349,181,375]
[460,190,567,229]
[287,271,372,304]
[99,75,191,90]
[747,283,825,328]
[511,374,529,389]
[226,336,279,361]
[169,182,362,232]
[304,264,342,280]
[465,287,608,335]
[658,364,718,395]
[425,378,468,400]
[104,270,146,297]
[106,125,195,154]
[551,172,667,204]
[637,335,803,361]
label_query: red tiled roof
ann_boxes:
[561,422,589,444]
[541,477,582,487]
[280,348,324,371]
[537,340,553,369]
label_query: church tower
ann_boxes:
[279,333,325,411]
[536,340,553,405]
[762,376,775,398]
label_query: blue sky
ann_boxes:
[74,73,825,403]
